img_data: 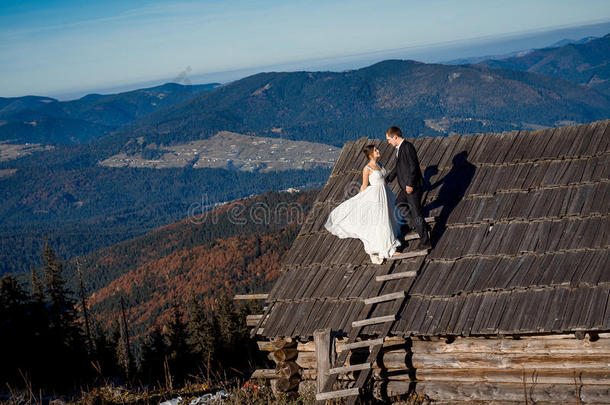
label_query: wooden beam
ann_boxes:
[314,328,331,394]
[403,231,419,241]
[376,271,417,282]
[251,369,277,379]
[388,250,428,261]
[343,338,385,351]
[352,315,395,328]
[425,216,436,223]
[234,293,268,300]
[246,314,263,327]
[315,387,360,401]
[257,341,278,352]
[329,362,372,375]
[363,291,405,305]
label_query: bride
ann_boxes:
[325,144,401,264]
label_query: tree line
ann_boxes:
[0,241,264,397]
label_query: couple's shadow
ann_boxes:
[420,151,476,246]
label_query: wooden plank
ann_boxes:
[343,337,385,351]
[328,362,372,375]
[363,291,405,305]
[247,314,264,327]
[234,293,268,300]
[376,271,417,282]
[352,265,381,298]
[404,381,610,403]
[351,314,395,328]
[251,369,277,379]
[339,300,365,335]
[314,328,331,394]
[388,250,428,261]
[315,387,360,401]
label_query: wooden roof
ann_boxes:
[261,120,610,339]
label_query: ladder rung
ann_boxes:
[329,362,372,374]
[388,249,428,261]
[343,337,385,351]
[352,315,395,328]
[376,271,417,282]
[234,293,268,300]
[316,387,360,401]
[403,231,419,241]
[363,291,405,305]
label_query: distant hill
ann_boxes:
[0,82,219,144]
[110,59,610,147]
[443,49,534,66]
[479,33,610,95]
[548,36,597,48]
[99,131,340,172]
[65,189,317,339]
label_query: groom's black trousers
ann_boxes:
[395,187,429,243]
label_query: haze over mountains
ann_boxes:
[1,33,610,280]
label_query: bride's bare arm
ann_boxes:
[360,167,370,192]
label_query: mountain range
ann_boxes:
[0,83,219,144]
[478,33,610,96]
[108,58,610,148]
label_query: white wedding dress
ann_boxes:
[325,164,401,263]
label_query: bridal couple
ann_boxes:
[325,126,431,264]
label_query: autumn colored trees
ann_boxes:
[0,242,265,397]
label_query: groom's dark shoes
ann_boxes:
[416,237,432,250]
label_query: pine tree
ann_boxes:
[187,296,219,380]
[0,275,31,385]
[92,321,120,379]
[215,292,240,350]
[77,259,93,353]
[165,302,194,385]
[30,264,45,303]
[139,326,167,384]
[32,241,89,390]
[41,240,77,335]
[116,296,135,382]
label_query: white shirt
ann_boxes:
[395,139,404,157]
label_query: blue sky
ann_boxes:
[1,0,609,99]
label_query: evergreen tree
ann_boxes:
[116,311,135,383]
[215,292,240,351]
[92,321,120,380]
[165,302,194,385]
[39,241,89,389]
[41,240,80,340]
[0,275,31,386]
[139,326,167,385]
[187,297,219,380]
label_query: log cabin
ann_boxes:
[245,120,610,404]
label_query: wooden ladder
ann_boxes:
[315,250,429,404]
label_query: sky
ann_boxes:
[1,0,609,99]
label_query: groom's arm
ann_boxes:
[386,164,397,183]
[404,142,419,188]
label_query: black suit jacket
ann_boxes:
[386,139,424,191]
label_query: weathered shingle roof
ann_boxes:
[261,120,610,339]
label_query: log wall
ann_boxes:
[254,333,610,403]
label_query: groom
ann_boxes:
[385,126,431,250]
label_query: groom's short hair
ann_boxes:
[386,126,402,138]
